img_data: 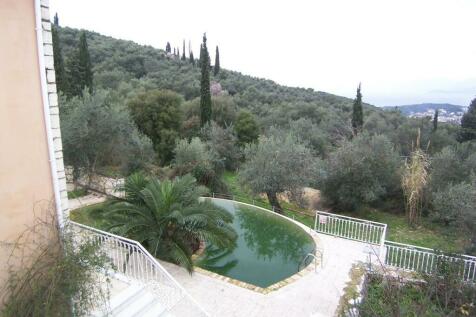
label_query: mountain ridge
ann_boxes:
[384,103,466,115]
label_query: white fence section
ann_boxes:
[384,241,476,282]
[69,221,209,316]
[314,211,387,249]
[313,211,476,282]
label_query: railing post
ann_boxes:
[380,224,387,259]
[314,211,318,231]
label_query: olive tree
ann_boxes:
[238,133,316,213]
[318,133,401,211]
[288,118,329,157]
[60,90,154,184]
[429,142,476,192]
[432,181,476,253]
[201,122,241,170]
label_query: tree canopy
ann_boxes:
[459,98,476,142]
[127,89,183,164]
[239,133,316,213]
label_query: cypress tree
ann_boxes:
[66,32,93,97]
[51,26,67,94]
[433,109,439,131]
[189,40,195,65]
[459,98,476,142]
[65,51,81,97]
[351,83,363,136]
[78,32,93,93]
[166,42,171,53]
[214,46,220,76]
[53,13,59,26]
[173,47,176,55]
[177,48,180,58]
[181,40,186,60]
[199,33,212,126]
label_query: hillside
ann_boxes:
[57,27,379,121]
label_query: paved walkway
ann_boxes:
[161,233,370,317]
[68,193,106,210]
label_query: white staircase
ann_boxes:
[91,281,173,317]
[70,222,209,317]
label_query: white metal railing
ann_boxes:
[68,221,209,316]
[314,211,387,250]
[384,241,476,282]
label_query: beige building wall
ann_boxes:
[0,0,68,291]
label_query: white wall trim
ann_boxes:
[34,0,64,228]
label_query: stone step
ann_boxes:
[141,299,168,317]
[115,290,158,317]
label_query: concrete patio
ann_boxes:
[160,233,370,317]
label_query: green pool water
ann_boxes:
[197,198,316,288]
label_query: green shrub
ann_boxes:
[432,181,476,253]
[201,122,241,170]
[357,260,476,317]
[1,215,111,317]
[319,134,401,211]
[173,137,226,192]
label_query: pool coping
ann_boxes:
[195,197,323,294]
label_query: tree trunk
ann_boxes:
[266,191,283,214]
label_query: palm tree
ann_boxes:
[105,173,236,273]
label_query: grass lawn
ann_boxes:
[67,187,88,199]
[221,171,468,253]
[352,208,467,253]
[69,202,109,229]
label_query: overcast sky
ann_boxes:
[50,0,476,107]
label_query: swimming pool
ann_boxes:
[197,198,316,288]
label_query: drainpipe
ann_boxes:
[34,0,64,229]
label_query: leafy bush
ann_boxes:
[127,89,183,164]
[288,118,330,157]
[319,134,401,211]
[201,122,241,170]
[183,95,237,129]
[357,260,476,317]
[1,215,111,317]
[432,181,476,253]
[234,110,259,146]
[429,142,476,192]
[173,138,226,192]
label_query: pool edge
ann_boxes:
[197,197,323,294]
